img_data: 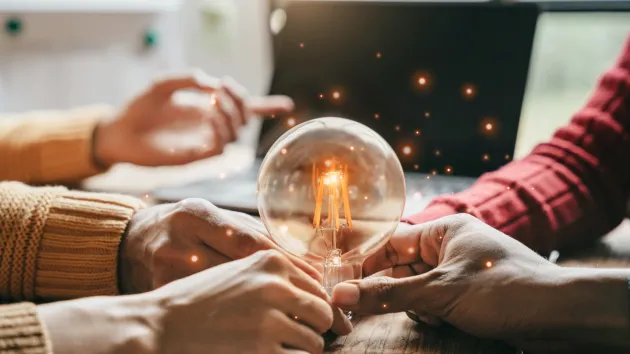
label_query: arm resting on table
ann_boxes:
[406,36,630,254]
[0,105,115,184]
[0,181,143,302]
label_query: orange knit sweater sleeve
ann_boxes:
[0,182,144,353]
[0,105,115,183]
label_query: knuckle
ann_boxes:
[371,277,397,302]
[259,277,291,302]
[256,249,289,270]
[235,233,266,259]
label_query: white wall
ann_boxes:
[0,0,271,146]
[0,1,628,154]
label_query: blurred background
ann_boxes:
[0,0,628,158]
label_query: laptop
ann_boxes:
[152,1,539,217]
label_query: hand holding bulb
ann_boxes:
[257,117,406,314]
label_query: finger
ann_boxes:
[278,285,333,334]
[273,310,325,354]
[192,208,322,283]
[214,90,239,142]
[248,95,294,116]
[363,219,453,277]
[285,264,352,335]
[153,246,231,288]
[331,274,434,315]
[152,70,220,97]
[221,76,248,125]
[209,111,232,147]
[282,350,309,354]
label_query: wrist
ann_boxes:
[541,267,630,348]
[92,118,120,168]
[118,209,153,294]
[38,295,159,354]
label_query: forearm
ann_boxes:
[0,303,51,354]
[37,295,157,354]
[545,267,630,349]
[0,182,143,302]
[0,105,114,183]
[407,36,630,254]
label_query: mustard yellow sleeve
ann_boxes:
[0,182,144,302]
[0,105,115,184]
[0,303,51,354]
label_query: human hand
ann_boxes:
[331,215,630,352]
[93,71,293,167]
[119,198,352,335]
[39,250,349,354]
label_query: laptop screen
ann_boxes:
[257,1,539,178]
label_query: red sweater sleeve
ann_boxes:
[405,36,630,254]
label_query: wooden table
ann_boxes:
[83,146,630,354]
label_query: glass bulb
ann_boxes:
[257,117,406,296]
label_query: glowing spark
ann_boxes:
[445,166,453,174]
[299,42,304,48]
[483,154,490,161]
[418,77,427,85]
[281,148,287,155]
[287,117,296,127]
[394,125,400,131]
[485,261,493,268]
[425,112,430,118]
[332,91,341,100]
[402,146,412,155]
[434,149,441,157]
[426,176,430,179]
[318,93,324,99]
[485,123,493,131]
[374,113,380,119]
[191,255,199,263]
[408,247,415,254]
[350,146,355,151]
[376,52,382,59]
[414,164,419,170]
[505,154,511,160]
[431,169,437,175]
[414,129,421,136]
[364,196,368,200]
[466,88,473,95]
[382,303,388,309]
[294,316,299,320]
[226,229,233,237]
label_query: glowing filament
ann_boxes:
[312,164,353,236]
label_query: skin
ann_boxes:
[34,71,352,353]
[332,214,630,353]
[118,197,352,336]
[39,250,338,354]
[93,70,294,167]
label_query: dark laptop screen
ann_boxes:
[258,1,539,177]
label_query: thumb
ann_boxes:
[331,274,435,315]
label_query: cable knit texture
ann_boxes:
[0,182,143,301]
[0,107,144,353]
[0,303,51,354]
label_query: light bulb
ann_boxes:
[257,117,406,297]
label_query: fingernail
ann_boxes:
[332,283,360,307]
